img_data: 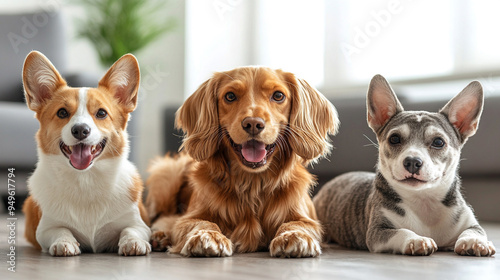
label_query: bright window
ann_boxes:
[327,0,454,85]
[185,0,500,97]
[254,0,325,86]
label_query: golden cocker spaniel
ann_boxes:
[146,67,339,257]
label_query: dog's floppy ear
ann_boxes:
[286,72,339,161]
[367,74,404,133]
[176,75,221,161]
[439,81,483,142]
[99,54,140,113]
[23,51,67,111]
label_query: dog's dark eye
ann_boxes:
[96,109,108,119]
[57,108,69,119]
[225,92,237,103]
[431,137,445,149]
[389,134,401,145]
[272,91,285,103]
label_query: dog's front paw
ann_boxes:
[402,237,437,256]
[269,231,321,258]
[49,240,81,257]
[181,230,233,257]
[151,230,172,252]
[454,238,496,257]
[118,238,151,256]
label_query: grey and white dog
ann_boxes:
[314,74,496,256]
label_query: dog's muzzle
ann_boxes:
[60,138,107,170]
[230,138,276,169]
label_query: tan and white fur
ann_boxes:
[22,51,151,256]
[314,74,495,257]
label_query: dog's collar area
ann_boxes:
[60,138,107,170]
[229,138,276,169]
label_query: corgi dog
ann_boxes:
[22,51,151,256]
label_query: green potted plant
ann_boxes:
[74,0,175,66]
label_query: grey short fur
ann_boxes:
[314,75,496,256]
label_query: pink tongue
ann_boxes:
[70,144,93,170]
[241,140,266,163]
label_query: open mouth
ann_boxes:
[60,138,107,170]
[230,138,276,169]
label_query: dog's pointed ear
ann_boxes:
[367,74,404,133]
[176,75,220,161]
[99,54,140,113]
[23,51,67,111]
[285,72,339,161]
[440,81,483,141]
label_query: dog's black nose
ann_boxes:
[242,117,265,136]
[71,124,91,140]
[403,157,423,174]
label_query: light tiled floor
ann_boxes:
[2,214,499,280]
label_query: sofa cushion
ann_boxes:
[0,102,38,168]
[0,9,66,102]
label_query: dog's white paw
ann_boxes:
[49,240,81,257]
[402,236,437,256]
[269,231,321,258]
[181,230,233,257]
[454,238,496,257]
[118,237,151,256]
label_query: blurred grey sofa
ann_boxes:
[161,95,500,223]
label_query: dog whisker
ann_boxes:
[47,137,61,148]
[363,134,379,149]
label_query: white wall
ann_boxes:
[134,1,186,176]
[184,0,325,94]
[185,0,253,95]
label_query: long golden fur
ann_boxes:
[147,67,339,257]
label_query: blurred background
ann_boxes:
[1,0,499,220]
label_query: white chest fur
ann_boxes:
[382,186,472,248]
[29,151,143,252]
